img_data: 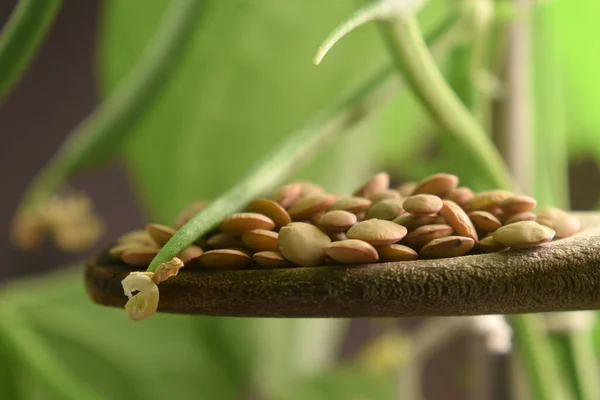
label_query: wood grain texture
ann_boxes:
[84,212,600,318]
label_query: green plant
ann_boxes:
[3,0,600,399]
[0,0,61,103]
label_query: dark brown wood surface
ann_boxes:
[85,212,600,317]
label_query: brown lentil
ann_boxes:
[326,239,379,264]
[403,194,443,216]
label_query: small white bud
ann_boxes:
[122,272,159,321]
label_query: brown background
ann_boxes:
[0,1,144,283]
[1,2,599,400]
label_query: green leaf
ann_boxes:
[0,334,20,399]
[531,2,569,209]
[0,0,61,103]
[0,267,242,399]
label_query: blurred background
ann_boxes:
[3,1,600,399]
[0,0,145,283]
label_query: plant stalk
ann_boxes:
[16,0,204,211]
[494,0,534,195]
[507,315,571,400]
[566,329,600,400]
[378,15,513,190]
[0,0,62,103]
[0,306,101,400]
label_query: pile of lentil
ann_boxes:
[109,173,580,270]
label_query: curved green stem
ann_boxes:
[313,1,385,65]
[378,15,513,190]
[0,0,61,103]
[449,0,494,125]
[508,315,572,400]
[531,3,568,210]
[0,331,20,399]
[17,0,204,210]
[0,306,101,400]
[147,11,461,271]
[549,327,600,400]
[566,329,600,400]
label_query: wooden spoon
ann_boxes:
[85,212,600,318]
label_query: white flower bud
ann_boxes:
[122,272,159,321]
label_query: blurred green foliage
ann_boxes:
[554,1,600,161]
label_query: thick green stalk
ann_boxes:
[147,13,460,270]
[566,330,600,400]
[495,0,534,194]
[508,315,571,400]
[531,4,569,210]
[0,332,20,399]
[0,0,61,103]
[17,0,204,210]
[448,45,478,112]
[447,0,494,123]
[0,306,101,400]
[378,15,513,190]
[549,327,600,400]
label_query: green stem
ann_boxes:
[378,15,513,190]
[0,0,61,103]
[531,3,569,209]
[313,1,384,65]
[495,1,534,194]
[549,330,600,400]
[17,0,204,210]
[0,330,20,399]
[488,3,512,141]
[508,315,571,400]
[489,1,513,83]
[448,45,478,112]
[147,10,461,271]
[0,306,101,400]
[566,329,600,400]
[448,0,494,123]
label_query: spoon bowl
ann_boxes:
[85,212,600,318]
